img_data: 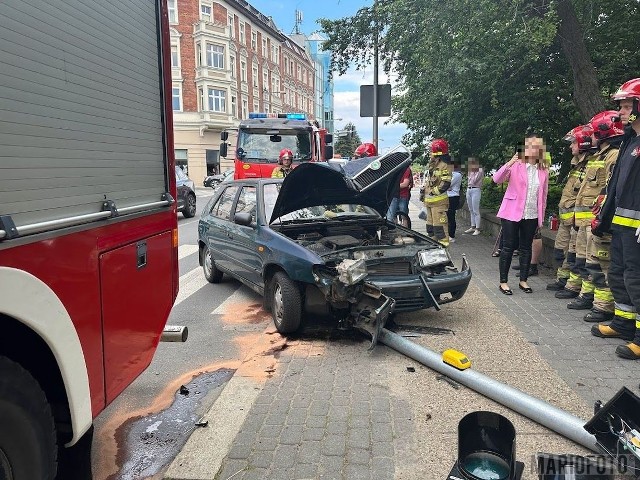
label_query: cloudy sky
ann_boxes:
[248,0,408,152]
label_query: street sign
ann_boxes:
[360,84,391,117]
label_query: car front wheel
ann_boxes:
[271,272,302,334]
[202,246,223,283]
[183,193,196,218]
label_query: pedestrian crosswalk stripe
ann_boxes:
[210,288,260,315]
[175,267,208,307]
[178,244,199,260]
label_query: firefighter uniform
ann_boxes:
[424,158,452,246]
[591,130,640,358]
[547,154,588,291]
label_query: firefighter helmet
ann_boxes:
[588,110,624,141]
[611,78,640,124]
[354,143,377,158]
[563,125,594,152]
[431,139,449,156]
[278,148,293,165]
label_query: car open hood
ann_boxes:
[269,145,412,223]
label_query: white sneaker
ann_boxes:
[464,227,475,234]
[449,237,456,243]
[472,229,481,236]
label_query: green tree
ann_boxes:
[320,0,640,172]
[333,122,362,158]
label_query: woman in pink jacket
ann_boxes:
[493,134,549,295]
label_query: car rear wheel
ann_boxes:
[183,193,196,218]
[0,356,58,480]
[271,272,302,334]
[202,245,223,283]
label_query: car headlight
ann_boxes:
[418,248,451,267]
[336,258,368,285]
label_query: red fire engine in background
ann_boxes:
[220,113,334,179]
[0,1,180,477]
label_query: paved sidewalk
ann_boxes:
[165,193,640,480]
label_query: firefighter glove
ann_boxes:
[592,194,606,216]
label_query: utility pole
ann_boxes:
[372,0,379,151]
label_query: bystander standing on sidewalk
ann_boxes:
[464,157,483,236]
[446,162,462,242]
[494,134,549,295]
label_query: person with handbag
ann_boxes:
[493,134,550,295]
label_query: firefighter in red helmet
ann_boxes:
[422,139,453,245]
[353,143,377,159]
[272,148,294,178]
[591,78,640,359]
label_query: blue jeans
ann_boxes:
[386,197,409,222]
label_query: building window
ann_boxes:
[228,14,235,38]
[242,99,248,119]
[275,46,279,62]
[284,57,288,73]
[271,45,276,63]
[262,39,267,57]
[168,0,178,24]
[231,95,237,117]
[274,78,280,95]
[253,101,259,112]
[172,85,182,111]
[239,22,245,44]
[263,70,268,89]
[171,45,179,67]
[200,4,211,22]
[206,44,224,69]
[208,88,226,112]
[240,60,247,82]
[230,55,236,78]
[198,87,204,111]
[251,32,257,50]
[297,65,301,81]
[252,65,258,87]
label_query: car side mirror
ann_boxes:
[235,212,253,227]
[219,143,228,158]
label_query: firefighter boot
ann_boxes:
[615,342,640,360]
[591,324,635,341]
[583,308,614,323]
[555,288,579,299]
[567,294,593,310]
[547,279,567,291]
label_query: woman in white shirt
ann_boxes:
[446,162,462,242]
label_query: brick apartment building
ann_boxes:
[169,0,316,183]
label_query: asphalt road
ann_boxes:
[91,187,270,480]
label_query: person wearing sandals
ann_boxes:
[493,134,550,295]
[465,157,483,236]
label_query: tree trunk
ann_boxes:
[556,0,606,121]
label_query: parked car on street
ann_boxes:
[203,169,234,189]
[176,166,196,218]
[197,147,471,334]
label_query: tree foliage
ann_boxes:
[320,0,640,172]
[333,122,362,157]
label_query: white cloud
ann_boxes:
[332,66,407,153]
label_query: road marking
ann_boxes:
[178,244,199,260]
[175,267,208,307]
[211,287,260,315]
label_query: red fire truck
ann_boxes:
[0,1,179,477]
[220,113,334,179]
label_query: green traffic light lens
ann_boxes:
[461,452,510,480]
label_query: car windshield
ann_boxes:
[237,130,312,163]
[263,183,378,224]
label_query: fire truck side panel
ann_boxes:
[0,0,178,451]
[0,266,92,445]
[101,230,175,404]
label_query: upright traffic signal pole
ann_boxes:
[373,0,379,151]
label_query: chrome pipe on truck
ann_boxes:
[161,325,188,342]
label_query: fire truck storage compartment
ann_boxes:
[100,230,174,404]
[0,0,169,231]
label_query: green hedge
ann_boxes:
[478,176,562,218]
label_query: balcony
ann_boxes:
[193,20,226,37]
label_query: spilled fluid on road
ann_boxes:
[109,368,235,480]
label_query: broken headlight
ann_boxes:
[418,248,451,268]
[336,258,368,285]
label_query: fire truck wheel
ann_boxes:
[202,245,223,283]
[183,193,197,218]
[0,356,57,480]
[271,272,302,334]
